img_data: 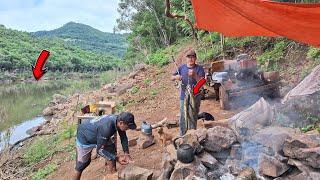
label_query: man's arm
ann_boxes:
[171,66,182,81]
[118,129,129,154]
[96,126,117,161]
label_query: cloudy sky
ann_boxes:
[0,0,120,32]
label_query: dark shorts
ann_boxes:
[75,142,116,172]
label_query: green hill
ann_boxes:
[0,25,121,72]
[32,22,127,58]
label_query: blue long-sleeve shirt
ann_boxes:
[76,115,129,160]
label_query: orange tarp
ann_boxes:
[191,0,320,47]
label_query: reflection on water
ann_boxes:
[0,116,45,151]
[0,81,66,131]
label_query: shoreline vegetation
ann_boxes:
[0,70,127,132]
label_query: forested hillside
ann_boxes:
[0,25,122,72]
[117,0,320,84]
[33,22,127,58]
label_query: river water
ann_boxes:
[0,77,104,151]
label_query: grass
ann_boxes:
[144,78,152,86]
[115,102,126,113]
[131,86,140,94]
[24,138,52,165]
[32,163,58,180]
[150,88,159,96]
[23,121,77,165]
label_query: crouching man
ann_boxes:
[73,112,137,180]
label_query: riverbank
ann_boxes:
[0,70,126,153]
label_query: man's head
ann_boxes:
[117,112,136,131]
[186,49,197,67]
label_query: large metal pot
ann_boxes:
[173,137,197,164]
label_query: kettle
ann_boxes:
[141,121,152,135]
[173,137,197,164]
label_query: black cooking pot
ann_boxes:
[173,137,197,164]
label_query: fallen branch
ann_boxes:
[135,118,169,131]
[165,0,197,40]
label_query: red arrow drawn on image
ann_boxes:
[32,50,50,81]
[193,78,206,96]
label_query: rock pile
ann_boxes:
[156,98,319,180]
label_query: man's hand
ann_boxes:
[124,153,134,163]
[171,75,182,81]
[175,75,182,81]
[116,155,129,165]
[188,69,195,77]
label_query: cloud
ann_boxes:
[0,0,120,32]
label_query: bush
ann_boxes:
[32,163,58,180]
[257,41,287,71]
[147,49,169,67]
[307,47,320,59]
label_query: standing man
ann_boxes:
[171,49,205,136]
[73,112,137,180]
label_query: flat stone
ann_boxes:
[204,126,237,152]
[197,151,218,170]
[128,137,138,147]
[169,157,207,180]
[119,165,153,180]
[138,134,155,149]
[228,98,274,142]
[258,154,289,177]
[236,167,257,180]
[283,132,320,168]
[251,126,296,154]
[287,159,320,180]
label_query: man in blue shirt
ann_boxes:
[73,112,136,180]
[171,49,205,135]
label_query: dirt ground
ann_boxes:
[47,60,242,180]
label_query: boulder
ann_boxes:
[43,106,55,116]
[119,165,153,180]
[258,154,289,177]
[138,133,155,149]
[169,157,207,180]
[204,126,237,152]
[236,167,257,180]
[220,173,236,180]
[157,151,175,180]
[279,65,320,128]
[283,132,320,168]
[251,126,297,154]
[115,83,133,96]
[228,98,274,142]
[206,163,229,179]
[225,158,245,175]
[174,129,206,155]
[51,94,67,105]
[197,151,218,170]
[288,159,320,180]
[211,149,231,164]
[165,144,177,161]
